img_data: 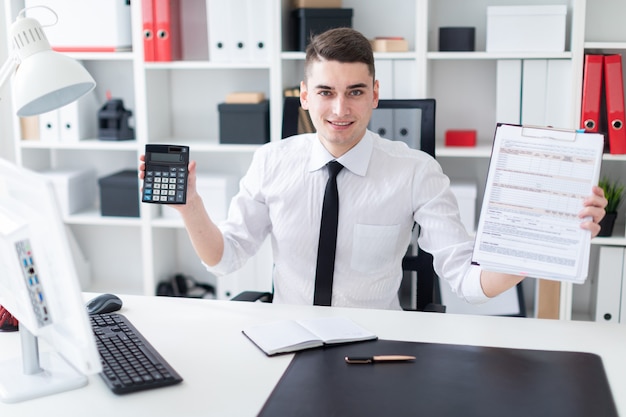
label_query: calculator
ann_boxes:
[142,144,189,204]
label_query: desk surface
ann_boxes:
[1,294,624,417]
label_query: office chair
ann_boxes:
[233,97,443,312]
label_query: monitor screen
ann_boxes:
[0,158,101,403]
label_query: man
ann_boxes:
[139,28,607,310]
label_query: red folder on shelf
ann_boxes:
[153,0,182,61]
[604,54,626,154]
[580,54,603,133]
[142,0,156,61]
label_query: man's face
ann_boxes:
[300,59,379,157]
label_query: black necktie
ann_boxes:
[314,161,344,306]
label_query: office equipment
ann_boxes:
[545,59,573,128]
[86,294,123,315]
[142,0,156,61]
[0,295,625,416]
[521,59,548,126]
[291,8,354,51]
[580,54,603,132]
[37,109,59,142]
[486,5,566,52]
[58,94,99,142]
[259,338,618,417]
[153,0,182,61]
[97,98,134,141]
[218,100,270,144]
[142,144,190,204]
[604,54,626,154]
[370,37,409,52]
[90,313,183,394]
[24,0,132,52]
[247,0,272,62]
[444,129,476,147]
[98,170,140,217]
[242,316,377,356]
[473,124,604,283]
[0,159,102,403]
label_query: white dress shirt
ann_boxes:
[205,130,487,309]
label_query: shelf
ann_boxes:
[19,139,138,151]
[66,51,134,61]
[584,41,626,50]
[144,61,271,70]
[591,236,626,246]
[427,51,573,60]
[65,209,141,227]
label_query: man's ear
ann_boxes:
[372,79,380,109]
[300,80,309,110]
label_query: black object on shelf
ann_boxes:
[218,100,270,144]
[291,8,353,51]
[98,170,140,217]
[438,27,475,52]
[98,98,135,141]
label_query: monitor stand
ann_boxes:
[0,326,87,403]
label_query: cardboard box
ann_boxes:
[291,8,353,51]
[450,182,477,233]
[370,38,409,52]
[98,170,140,217]
[162,174,238,223]
[218,101,270,144]
[25,0,131,52]
[42,168,97,217]
[486,5,566,52]
[292,0,342,8]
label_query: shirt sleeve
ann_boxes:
[412,157,490,304]
[203,147,272,276]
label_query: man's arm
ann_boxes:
[139,156,224,266]
[479,185,608,298]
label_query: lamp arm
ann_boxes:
[0,54,18,92]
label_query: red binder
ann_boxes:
[153,0,182,62]
[604,54,626,154]
[580,55,603,133]
[142,0,156,61]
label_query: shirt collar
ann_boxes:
[308,130,373,177]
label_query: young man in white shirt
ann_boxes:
[139,28,607,310]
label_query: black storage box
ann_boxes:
[291,8,353,51]
[218,100,270,144]
[98,170,140,217]
[438,27,476,52]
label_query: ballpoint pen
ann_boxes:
[344,355,416,364]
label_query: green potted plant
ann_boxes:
[597,176,624,237]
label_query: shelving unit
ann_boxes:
[3,0,626,320]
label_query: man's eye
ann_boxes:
[349,90,363,96]
[319,91,332,96]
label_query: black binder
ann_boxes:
[258,339,618,417]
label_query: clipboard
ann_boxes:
[472,124,604,283]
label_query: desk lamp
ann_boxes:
[0,6,95,116]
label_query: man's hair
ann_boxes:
[304,27,375,83]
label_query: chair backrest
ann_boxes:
[281,97,440,311]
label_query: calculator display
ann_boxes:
[142,144,189,205]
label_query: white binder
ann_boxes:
[38,110,59,143]
[521,59,548,125]
[247,0,272,62]
[496,59,522,125]
[207,0,232,62]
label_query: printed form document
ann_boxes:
[472,124,604,283]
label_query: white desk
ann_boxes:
[1,294,625,417]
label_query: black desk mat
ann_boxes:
[258,339,618,417]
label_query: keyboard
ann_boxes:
[90,313,183,394]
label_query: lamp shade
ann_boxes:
[9,15,95,117]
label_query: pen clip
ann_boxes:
[344,356,373,364]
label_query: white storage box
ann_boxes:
[41,169,97,217]
[25,0,131,52]
[486,5,567,52]
[162,174,238,222]
[450,182,477,233]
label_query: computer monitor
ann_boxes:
[0,158,101,403]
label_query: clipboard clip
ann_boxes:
[520,125,578,142]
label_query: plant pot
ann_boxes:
[597,212,618,237]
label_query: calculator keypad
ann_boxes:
[142,166,187,204]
